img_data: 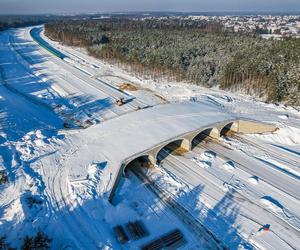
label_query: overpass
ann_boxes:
[62,101,277,202]
[110,117,277,201]
[121,119,276,169]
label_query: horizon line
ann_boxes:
[1,10,300,16]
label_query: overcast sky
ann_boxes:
[1,0,300,15]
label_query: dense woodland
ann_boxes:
[0,15,95,31]
[44,18,299,106]
[0,15,55,31]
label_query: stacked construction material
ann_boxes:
[113,220,148,244]
[125,220,149,240]
[141,229,186,250]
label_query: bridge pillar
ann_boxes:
[209,128,220,139]
[148,154,157,166]
[182,138,192,151]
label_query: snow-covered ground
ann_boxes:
[0,26,299,249]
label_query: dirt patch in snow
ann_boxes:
[119,82,139,91]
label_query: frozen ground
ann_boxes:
[0,26,299,249]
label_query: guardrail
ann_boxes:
[30,27,66,59]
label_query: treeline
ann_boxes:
[221,39,300,105]
[0,15,54,31]
[0,14,94,32]
[45,18,300,106]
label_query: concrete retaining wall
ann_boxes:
[237,120,277,134]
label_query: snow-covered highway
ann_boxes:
[157,145,300,249]
[199,138,300,200]
[6,27,151,127]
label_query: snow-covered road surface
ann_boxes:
[201,139,300,200]
[157,146,300,249]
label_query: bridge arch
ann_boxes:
[156,138,190,164]
[191,127,219,149]
[220,121,239,137]
[122,155,154,175]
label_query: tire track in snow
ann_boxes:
[161,154,299,249]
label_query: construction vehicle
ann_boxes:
[116,97,126,106]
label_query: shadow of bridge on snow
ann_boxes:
[175,185,253,249]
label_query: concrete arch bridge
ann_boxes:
[59,102,277,202]
[107,106,277,201]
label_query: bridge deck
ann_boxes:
[63,101,274,199]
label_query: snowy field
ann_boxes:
[0,26,299,249]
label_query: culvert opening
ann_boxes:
[191,128,215,149]
[124,155,153,175]
[157,139,188,164]
[220,122,236,137]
